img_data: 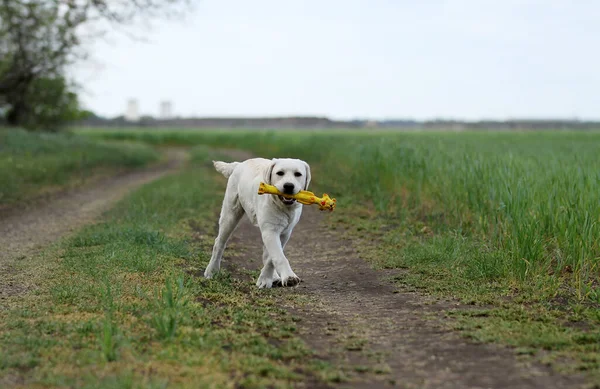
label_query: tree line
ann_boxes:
[0,0,189,131]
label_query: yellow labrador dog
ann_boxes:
[204,157,311,288]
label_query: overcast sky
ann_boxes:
[74,0,600,120]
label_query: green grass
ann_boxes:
[79,128,600,377]
[0,128,159,207]
[0,147,339,388]
[80,128,600,299]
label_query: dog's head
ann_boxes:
[264,158,311,206]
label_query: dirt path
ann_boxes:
[209,152,587,389]
[223,209,587,388]
[0,149,187,304]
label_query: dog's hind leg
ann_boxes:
[204,196,243,279]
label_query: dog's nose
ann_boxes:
[283,183,295,194]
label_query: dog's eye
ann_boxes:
[294,172,302,177]
[276,171,284,176]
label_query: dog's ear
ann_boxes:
[303,161,311,190]
[264,159,277,185]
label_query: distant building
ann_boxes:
[160,101,173,119]
[125,99,139,122]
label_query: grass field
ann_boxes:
[0,145,341,388]
[0,128,159,207]
[81,128,600,301]
[3,127,599,385]
[80,128,600,375]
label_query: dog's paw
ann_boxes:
[281,275,301,287]
[256,272,286,288]
[204,267,218,279]
[256,275,275,289]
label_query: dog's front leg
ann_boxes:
[256,245,279,289]
[261,230,300,287]
[256,230,293,288]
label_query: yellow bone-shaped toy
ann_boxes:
[258,182,336,212]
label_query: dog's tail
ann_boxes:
[213,161,239,179]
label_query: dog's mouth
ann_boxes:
[278,195,296,205]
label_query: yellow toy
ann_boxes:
[258,182,336,212]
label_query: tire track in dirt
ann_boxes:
[208,151,588,389]
[0,149,187,305]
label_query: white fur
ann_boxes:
[204,157,312,288]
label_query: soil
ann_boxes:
[207,150,589,389]
[0,149,187,306]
